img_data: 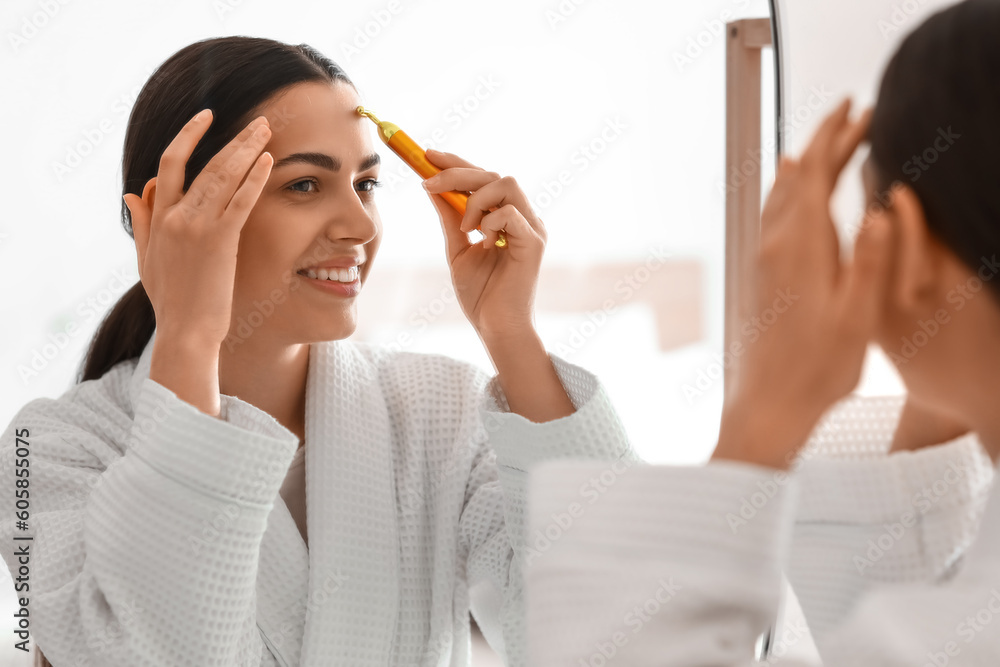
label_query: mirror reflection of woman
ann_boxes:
[0,37,640,667]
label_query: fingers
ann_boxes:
[800,99,871,190]
[479,204,537,250]
[223,151,274,227]
[423,168,499,197]
[144,177,158,210]
[460,176,539,236]
[156,109,214,210]
[422,151,544,252]
[760,100,870,255]
[884,184,929,310]
[839,200,894,346]
[830,108,873,175]
[800,98,852,173]
[124,193,148,265]
[426,192,472,263]
[424,148,482,170]
[125,177,157,278]
[185,117,272,217]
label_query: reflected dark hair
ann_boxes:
[77,36,353,383]
[868,0,1000,295]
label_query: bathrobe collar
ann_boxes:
[128,332,402,666]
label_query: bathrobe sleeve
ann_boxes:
[458,352,644,667]
[525,460,794,666]
[0,375,300,667]
[525,457,1000,667]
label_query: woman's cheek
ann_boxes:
[282,269,302,292]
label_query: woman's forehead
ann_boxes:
[259,81,371,153]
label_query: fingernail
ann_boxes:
[193,108,211,122]
[422,177,436,190]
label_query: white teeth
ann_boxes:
[301,266,360,282]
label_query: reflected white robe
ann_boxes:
[0,329,639,666]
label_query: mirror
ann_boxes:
[0,0,784,665]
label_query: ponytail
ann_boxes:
[77,280,155,384]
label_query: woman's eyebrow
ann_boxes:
[272,152,381,171]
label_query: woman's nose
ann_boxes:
[324,188,379,244]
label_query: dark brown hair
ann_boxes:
[868,0,1000,294]
[76,36,353,384]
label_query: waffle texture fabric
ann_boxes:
[278,445,307,546]
[0,329,639,667]
[526,394,998,666]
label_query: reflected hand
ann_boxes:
[122,110,273,417]
[421,149,546,342]
[123,110,273,350]
[714,99,894,469]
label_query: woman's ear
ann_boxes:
[888,184,940,312]
[142,177,157,209]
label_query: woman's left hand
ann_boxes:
[421,149,546,342]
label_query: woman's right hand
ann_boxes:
[123,110,274,415]
[712,100,893,470]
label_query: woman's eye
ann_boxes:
[357,178,383,193]
[286,178,381,195]
[288,179,318,193]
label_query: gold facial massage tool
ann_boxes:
[356,106,507,248]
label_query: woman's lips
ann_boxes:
[297,270,362,297]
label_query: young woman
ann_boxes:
[525,1,1000,664]
[0,37,639,667]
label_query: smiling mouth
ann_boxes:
[297,265,362,283]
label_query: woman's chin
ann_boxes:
[309,319,358,343]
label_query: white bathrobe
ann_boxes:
[525,395,998,666]
[0,329,640,667]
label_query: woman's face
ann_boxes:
[225,80,382,351]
